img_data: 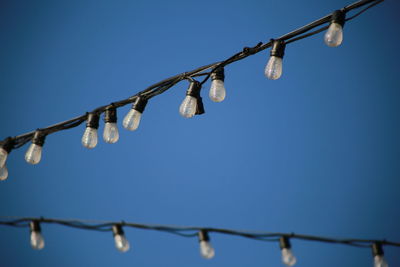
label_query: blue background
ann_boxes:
[0,0,399,266]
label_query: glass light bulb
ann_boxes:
[81,127,98,149]
[324,22,343,47]
[30,231,45,250]
[123,109,142,131]
[25,144,42,165]
[0,148,8,167]
[199,240,215,259]
[0,165,8,181]
[209,80,226,102]
[374,255,388,267]
[179,96,197,118]
[281,248,297,266]
[114,234,130,252]
[103,122,119,144]
[264,56,283,80]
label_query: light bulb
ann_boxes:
[374,255,388,267]
[103,122,119,143]
[265,40,285,80]
[324,10,345,47]
[209,68,226,102]
[200,240,215,259]
[281,248,297,266]
[179,95,197,118]
[25,132,45,165]
[112,225,130,253]
[30,221,45,250]
[0,147,8,168]
[82,113,99,149]
[0,165,8,181]
[123,97,147,131]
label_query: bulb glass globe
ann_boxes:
[324,23,343,47]
[25,144,42,164]
[265,56,283,80]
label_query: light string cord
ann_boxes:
[0,0,383,150]
[0,216,399,248]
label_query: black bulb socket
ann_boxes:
[270,40,286,59]
[331,10,346,27]
[132,97,148,113]
[279,236,292,249]
[32,131,46,147]
[186,81,205,115]
[372,243,384,256]
[1,137,15,153]
[211,68,225,82]
[86,113,100,129]
[30,220,41,233]
[104,106,117,123]
[112,224,125,236]
[198,230,210,242]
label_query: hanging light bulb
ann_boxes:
[179,80,205,118]
[0,165,8,181]
[324,10,345,47]
[122,97,148,131]
[209,67,226,102]
[112,224,130,252]
[198,230,215,259]
[103,106,119,144]
[372,243,388,267]
[265,39,286,80]
[30,221,45,250]
[280,236,297,266]
[81,113,100,149]
[25,131,46,165]
[0,137,14,181]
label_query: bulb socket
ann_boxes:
[372,243,384,256]
[211,68,225,82]
[30,220,41,233]
[270,40,286,58]
[86,113,100,129]
[279,236,291,249]
[186,81,205,115]
[198,230,210,242]
[132,97,148,113]
[112,224,125,236]
[331,10,346,27]
[32,131,46,147]
[104,106,117,123]
[1,137,15,153]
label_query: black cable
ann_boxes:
[0,0,384,151]
[0,217,399,248]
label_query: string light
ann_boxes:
[179,80,204,118]
[264,39,286,80]
[112,224,130,252]
[324,10,346,47]
[81,113,100,149]
[29,220,45,250]
[209,67,226,102]
[25,131,46,165]
[372,243,388,267]
[122,97,148,131]
[103,106,119,144]
[279,236,297,266]
[198,230,215,259]
[0,0,384,179]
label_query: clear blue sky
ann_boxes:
[0,0,399,266]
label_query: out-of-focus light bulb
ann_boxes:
[112,225,130,252]
[372,243,388,267]
[209,68,226,102]
[82,113,99,149]
[103,106,119,144]
[324,10,345,47]
[30,221,45,250]
[0,165,8,181]
[0,138,13,180]
[265,40,286,80]
[0,147,8,168]
[180,81,204,118]
[280,237,297,266]
[25,132,45,165]
[123,97,148,131]
[198,230,215,259]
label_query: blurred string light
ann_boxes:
[0,0,384,181]
[0,217,398,266]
